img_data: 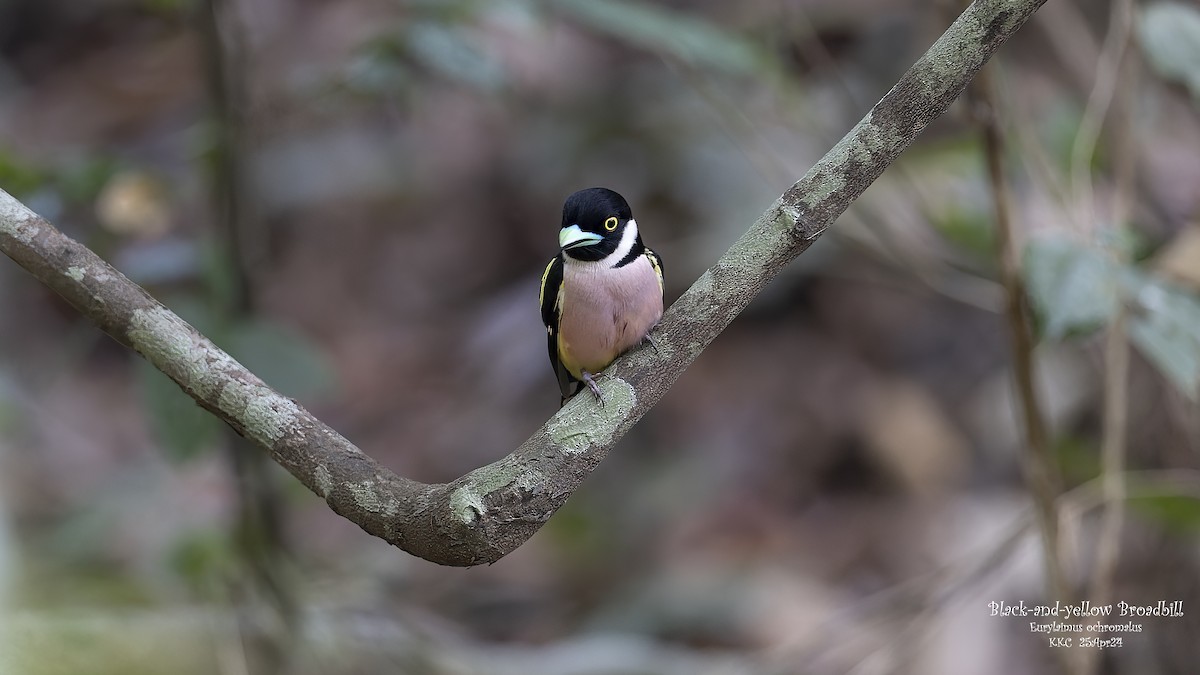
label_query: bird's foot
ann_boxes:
[642,330,662,355]
[581,370,605,406]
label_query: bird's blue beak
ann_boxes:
[559,224,603,250]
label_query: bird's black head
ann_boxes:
[559,187,636,262]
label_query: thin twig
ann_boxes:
[1083,2,1137,673]
[1063,469,1200,516]
[1093,306,1129,598]
[1004,71,1074,208]
[1069,0,1137,235]
[671,5,1005,312]
[1035,0,1176,233]
[968,63,1081,674]
[199,0,298,669]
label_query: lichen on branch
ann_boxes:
[0,0,1048,567]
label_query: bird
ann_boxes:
[540,188,664,406]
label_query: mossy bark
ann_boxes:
[0,0,1048,566]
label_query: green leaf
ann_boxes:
[138,358,223,462]
[352,18,506,93]
[1130,495,1200,534]
[136,294,334,460]
[57,155,121,206]
[0,149,50,198]
[0,377,18,436]
[1023,237,1122,339]
[137,296,223,462]
[1053,435,1100,485]
[345,46,413,97]
[1139,2,1200,100]
[169,529,237,593]
[1127,281,1200,399]
[556,0,767,75]
[932,206,995,261]
[1023,235,1200,397]
[139,0,193,14]
[227,319,337,401]
[543,497,607,559]
[405,22,507,90]
[197,239,240,316]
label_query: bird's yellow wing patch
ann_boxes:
[539,255,576,399]
[645,248,665,297]
[539,257,557,311]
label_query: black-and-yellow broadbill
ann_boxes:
[540,188,664,405]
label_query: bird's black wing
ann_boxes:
[539,254,578,402]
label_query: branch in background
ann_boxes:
[199,0,293,587]
[1035,0,1176,232]
[1069,0,1134,233]
[0,0,1049,567]
[674,7,1007,314]
[1086,0,1137,672]
[199,0,298,669]
[967,67,1071,640]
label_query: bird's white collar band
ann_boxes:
[560,219,639,269]
[609,218,639,264]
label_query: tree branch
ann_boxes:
[969,66,1075,674]
[0,0,1047,567]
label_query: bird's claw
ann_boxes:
[581,370,605,407]
[643,331,662,355]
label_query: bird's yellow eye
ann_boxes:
[604,216,619,232]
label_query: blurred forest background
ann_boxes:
[2,0,1200,673]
